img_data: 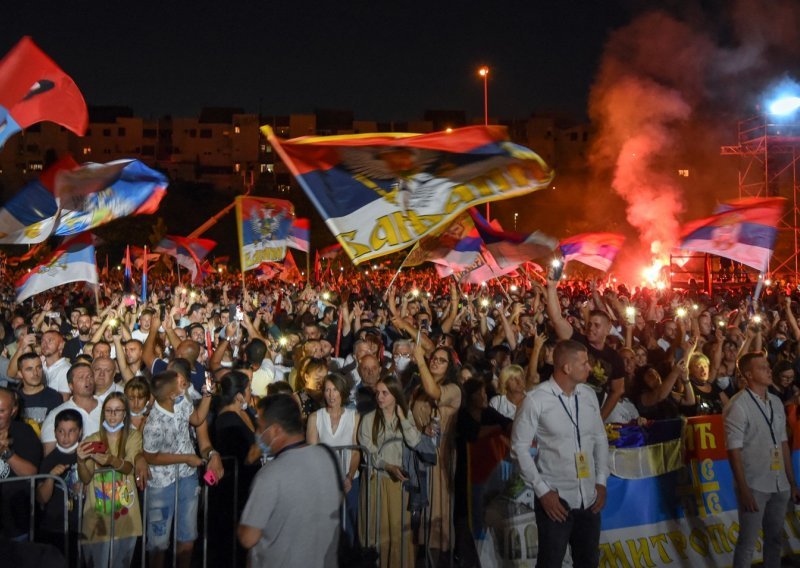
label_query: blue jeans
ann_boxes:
[146,474,199,551]
[534,496,600,567]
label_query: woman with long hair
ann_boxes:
[77,393,142,567]
[359,376,421,568]
[292,356,328,422]
[210,370,261,566]
[307,373,361,545]
[411,344,462,563]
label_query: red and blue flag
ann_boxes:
[560,232,625,272]
[288,218,310,253]
[679,197,784,272]
[0,37,87,148]
[263,125,554,265]
[15,233,97,302]
[155,235,216,284]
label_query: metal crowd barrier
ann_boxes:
[0,473,70,558]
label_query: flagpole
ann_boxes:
[306,251,311,285]
[384,250,413,298]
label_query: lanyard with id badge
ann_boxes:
[746,390,782,471]
[558,392,591,479]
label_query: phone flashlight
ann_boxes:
[676,307,687,318]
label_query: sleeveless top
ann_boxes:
[316,407,358,479]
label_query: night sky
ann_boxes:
[1,1,638,121]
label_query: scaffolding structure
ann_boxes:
[721,114,800,278]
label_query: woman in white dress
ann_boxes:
[307,372,361,545]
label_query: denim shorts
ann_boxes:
[146,474,199,551]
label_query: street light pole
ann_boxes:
[478,65,490,220]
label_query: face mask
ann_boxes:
[255,430,270,456]
[240,400,249,411]
[773,338,786,349]
[716,375,731,390]
[395,355,411,372]
[57,441,80,454]
[220,361,233,368]
[129,409,145,417]
[103,420,124,433]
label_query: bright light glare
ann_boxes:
[642,260,663,284]
[676,307,687,318]
[625,306,636,317]
[769,96,800,116]
[551,259,561,268]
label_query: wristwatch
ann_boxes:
[0,448,15,461]
[206,449,219,460]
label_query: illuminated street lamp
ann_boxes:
[478,65,490,220]
[478,66,489,126]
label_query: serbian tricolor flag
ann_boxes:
[560,232,625,272]
[15,233,97,302]
[263,125,554,265]
[0,155,77,243]
[280,250,303,283]
[319,243,343,260]
[235,196,294,271]
[0,37,88,148]
[155,235,216,283]
[53,159,168,235]
[469,208,557,267]
[679,197,784,272]
[406,212,483,272]
[0,157,166,243]
[288,218,310,252]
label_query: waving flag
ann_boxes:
[0,37,88,148]
[319,243,343,260]
[280,250,303,283]
[0,155,76,243]
[235,196,294,271]
[264,125,554,265]
[469,208,557,267]
[155,235,216,283]
[0,158,167,243]
[406,211,483,271]
[288,218,310,252]
[15,233,97,302]
[53,159,168,236]
[131,246,160,270]
[560,232,625,272]
[679,197,784,272]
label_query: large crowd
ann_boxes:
[0,264,798,567]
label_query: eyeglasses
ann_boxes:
[430,356,449,364]
[104,408,126,416]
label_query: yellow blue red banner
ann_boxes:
[263,125,554,265]
[471,415,800,567]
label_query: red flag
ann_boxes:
[314,251,321,284]
[319,243,343,260]
[0,37,88,136]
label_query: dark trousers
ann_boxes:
[534,497,600,568]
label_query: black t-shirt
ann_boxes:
[572,332,625,399]
[18,387,63,428]
[0,420,43,537]
[37,449,79,533]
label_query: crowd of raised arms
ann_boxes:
[0,264,797,567]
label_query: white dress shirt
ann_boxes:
[511,378,610,510]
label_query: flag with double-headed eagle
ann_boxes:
[15,233,97,302]
[0,157,167,244]
[235,196,294,272]
[679,197,784,272]
[263,125,554,265]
